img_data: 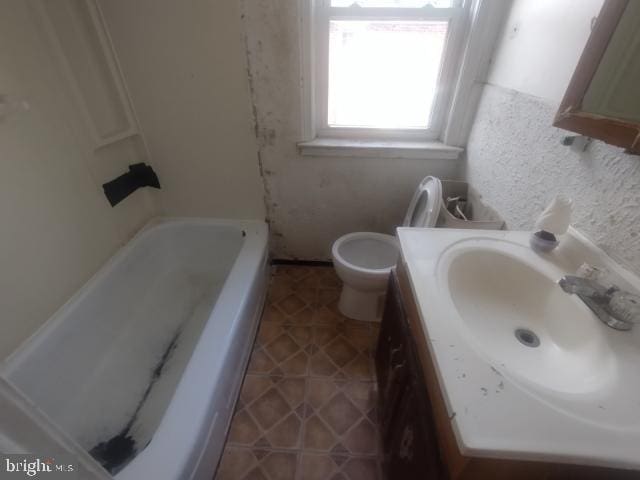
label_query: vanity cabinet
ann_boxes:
[376,263,639,480]
[376,270,442,479]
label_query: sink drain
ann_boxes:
[515,328,540,348]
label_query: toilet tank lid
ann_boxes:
[402,176,442,228]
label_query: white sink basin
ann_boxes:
[397,228,640,471]
[445,247,616,395]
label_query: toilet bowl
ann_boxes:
[331,176,442,321]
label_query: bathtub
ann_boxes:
[2,218,269,480]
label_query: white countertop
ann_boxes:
[397,227,640,471]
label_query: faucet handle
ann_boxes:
[558,275,609,298]
[576,263,618,288]
[576,263,602,279]
[609,290,640,325]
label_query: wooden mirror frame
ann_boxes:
[553,0,640,154]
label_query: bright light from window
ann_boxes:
[330,0,455,8]
[328,20,448,129]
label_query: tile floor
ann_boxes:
[215,265,382,480]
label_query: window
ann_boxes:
[299,0,506,157]
[314,0,467,140]
[328,19,448,130]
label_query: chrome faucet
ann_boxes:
[559,275,640,331]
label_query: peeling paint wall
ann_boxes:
[239,0,462,260]
[465,0,640,275]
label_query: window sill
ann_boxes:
[297,138,463,160]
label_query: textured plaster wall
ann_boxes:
[239,1,462,260]
[465,85,640,274]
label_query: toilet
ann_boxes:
[332,176,443,321]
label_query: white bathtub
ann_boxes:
[2,218,269,480]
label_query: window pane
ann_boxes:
[328,20,448,129]
[331,0,456,8]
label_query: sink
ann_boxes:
[396,228,640,470]
[445,247,616,394]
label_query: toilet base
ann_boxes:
[338,284,385,322]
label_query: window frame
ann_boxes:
[298,0,510,156]
[314,1,468,141]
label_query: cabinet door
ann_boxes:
[378,271,444,479]
[387,379,443,480]
[376,275,410,446]
[380,356,410,449]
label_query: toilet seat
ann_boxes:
[332,232,399,279]
[402,175,442,228]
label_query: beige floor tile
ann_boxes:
[217,446,298,480]
[299,453,381,480]
[303,378,379,456]
[228,375,306,450]
[309,325,376,381]
[248,323,313,376]
[216,265,383,480]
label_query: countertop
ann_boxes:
[396,227,640,471]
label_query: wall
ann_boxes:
[98,0,266,220]
[465,0,640,274]
[240,1,462,260]
[0,1,157,360]
[487,0,604,103]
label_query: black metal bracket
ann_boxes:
[102,163,161,207]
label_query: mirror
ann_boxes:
[554,0,640,154]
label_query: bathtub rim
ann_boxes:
[3,216,269,479]
[113,216,269,479]
[2,217,267,371]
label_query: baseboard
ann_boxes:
[271,259,333,267]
